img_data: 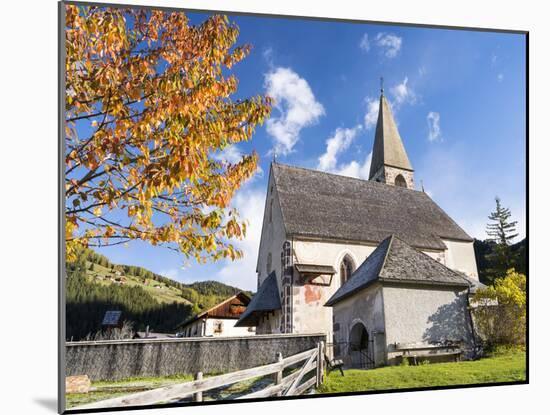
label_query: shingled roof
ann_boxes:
[272,163,472,250]
[235,272,281,327]
[325,235,471,306]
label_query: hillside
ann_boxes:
[66,248,251,341]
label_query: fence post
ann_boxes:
[194,372,203,402]
[316,342,323,387]
[275,352,283,396]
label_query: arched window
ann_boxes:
[395,174,407,188]
[340,255,355,286]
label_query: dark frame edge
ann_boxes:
[58,1,67,414]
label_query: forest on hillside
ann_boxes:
[66,248,249,341]
[474,237,526,285]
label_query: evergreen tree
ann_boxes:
[484,197,519,283]
[486,197,519,245]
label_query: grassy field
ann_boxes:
[318,348,526,394]
[85,261,190,305]
[67,349,525,408]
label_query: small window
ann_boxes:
[269,199,273,223]
[214,321,223,334]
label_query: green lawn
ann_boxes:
[318,349,526,394]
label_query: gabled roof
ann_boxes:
[272,163,472,250]
[325,235,470,306]
[369,93,413,178]
[235,272,281,327]
[176,292,251,330]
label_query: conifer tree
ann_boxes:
[485,197,519,283]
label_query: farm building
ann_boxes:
[177,292,255,337]
[237,87,483,365]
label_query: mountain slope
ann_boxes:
[66,248,251,340]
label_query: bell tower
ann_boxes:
[368,81,414,189]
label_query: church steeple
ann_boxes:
[368,85,414,189]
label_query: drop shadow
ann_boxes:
[33,398,58,413]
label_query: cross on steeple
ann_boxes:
[380,76,384,95]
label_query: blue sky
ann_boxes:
[91,12,526,291]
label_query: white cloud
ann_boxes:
[497,73,504,82]
[375,33,402,58]
[262,47,274,68]
[364,97,379,130]
[264,67,325,156]
[334,152,373,180]
[318,126,362,171]
[212,145,243,165]
[391,77,416,107]
[359,33,370,52]
[212,145,264,178]
[427,111,442,142]
[214,187,266,290]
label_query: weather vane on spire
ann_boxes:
[380,76,384,95]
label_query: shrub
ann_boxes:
[471,269,526,346]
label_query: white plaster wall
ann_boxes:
[290,239,451,341]
[203,318,256,337]
[291,239,377,341]
[331,283,386,366]
[443,239,479,280]
[382,284,474,363]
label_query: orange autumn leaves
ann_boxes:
[65,5,272,263]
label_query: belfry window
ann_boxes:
[340,255,355,286]
[395,174,407,188]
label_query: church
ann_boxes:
[236,88,482,366]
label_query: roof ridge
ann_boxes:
[378,234,395,277]
[273,162,423,193]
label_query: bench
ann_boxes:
[324,355,345,376]
[395,341,463,365]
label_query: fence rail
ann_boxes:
[72,342,324,410]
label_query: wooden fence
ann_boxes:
[72,342,325,410]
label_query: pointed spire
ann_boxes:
[368,88,413,181]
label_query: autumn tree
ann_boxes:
[64,5,272,263]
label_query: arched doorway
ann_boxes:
[349,323,374,369]
[394,174,407,188]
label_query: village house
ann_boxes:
[177,292,255,337]
[236,87,483,365]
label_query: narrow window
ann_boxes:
[269,199,273,223]
[340,255,355,286]
[266,252,272,274]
